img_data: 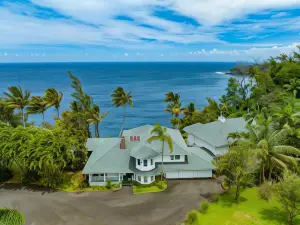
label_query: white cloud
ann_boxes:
[271,12,289,18]
[124,53,129,56]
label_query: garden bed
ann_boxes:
[133,180,167,194]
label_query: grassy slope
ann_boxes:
[197,188,300,225]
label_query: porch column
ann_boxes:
[104,173,106,182]
[119,173,121,182]
[89,174,92,183]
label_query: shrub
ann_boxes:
[185,210,200,225]
[71,173,86,190]
[40,176,63,188]
[199,200,209,214]
[105,179,112,189]
[0,208,25,225]
[0,169,13,182]
[258,182,273,203]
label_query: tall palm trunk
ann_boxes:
[56,107,60,119]
[119,105,126,137]
[95,122,100,138]
[21,108,25,128]
[161,141,164,185]
[42,112,45,123]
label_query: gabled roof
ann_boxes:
[183,117,246,147]
[123,125,190,157]
[82,138,132,174]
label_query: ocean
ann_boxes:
[0,62,236,137]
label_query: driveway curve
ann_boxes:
[0,179,222,225]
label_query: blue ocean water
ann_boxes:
[0,62,236,137]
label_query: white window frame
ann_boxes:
[144,176,148,183]
[138,159,141,165]
[144,159,148,167]
[175,155,180,160]
[151,159,153,165]
[170,155,174,160]
[138,176,141,182]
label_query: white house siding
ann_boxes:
[136,158,155,171]
[88,173,122,186]
[134,175,155,184]
[153,155,185,163]
[165,170,212,179]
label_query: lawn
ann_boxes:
[133,180,167,194]
[190,188,299,225]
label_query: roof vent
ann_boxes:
[218,111,226,123]
[120,136,126,150]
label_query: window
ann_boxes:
[138,176,141,182]
[170,155,174,160]
[175,155,180,160]
[144,159,148,166]
[151,159,153,165]
[144,176,148,183]
[137,159,141,165]
[100,174,104,176]
[151,176,155,181]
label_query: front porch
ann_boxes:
[89,173,123,186]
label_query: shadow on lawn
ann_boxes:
[0,183,56,195]
[259,207,292,225]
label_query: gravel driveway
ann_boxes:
[0,179,222,225]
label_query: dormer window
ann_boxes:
[171,155,181,160]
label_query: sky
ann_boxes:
[0,0,299,62]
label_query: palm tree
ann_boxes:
[27,96,48,122]
[0,208,25,225]
[164,92,180,104]
[3,86,31,128]
[272,103,300,127]
[182,102,198,119]
[247,124,300,181]
[111,87,133,137]
[44,88,63,118]
[87,104,109,138]
[283,78,300,94]
[165,103,185,128]
[147,123,173,184]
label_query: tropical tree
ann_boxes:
[0,208,25,225]
[0,98,22,126]
[164,92,180,104]
[147,123,173,184]
[87,104,109,138]
[165,102,184,128]
[247,124,300,181]
[182,102,198,119]
[27,96,48,122]
[111,87,133,137]
[283,78,300,94]
[44,88,63,118]
[272,103,300,127]
[3,86,31,128]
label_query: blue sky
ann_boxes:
[0,0,299,62]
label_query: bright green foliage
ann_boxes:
[185,210,200,225]
[164,92,185,128]
[3,86,31,128]
[199,200,209,214]
[111,86,133,137]
[148,123,173,184]
[27,96,48,122]
[105,179,112,189]
[258,182,273,203]
[0,208,25,225]
[87,103,109,138]
[213,143,255,202]
[44,88,63,118]
[274,172,300,225]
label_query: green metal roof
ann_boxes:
[183,117,246,147]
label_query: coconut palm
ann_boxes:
[111,87,133,137]
[182,102,198,119]
[247,124,300,181]
[27,96,48,122]
[272,103,300,127]
[87,104,109,138]
[164,92,180,104]
[165,103,185,128]
[283,78,300,94]
[0,208,25,225]
[44,88,63,118]
[3,86,31,128]
[147,123,173,184]
[0,99,22,126]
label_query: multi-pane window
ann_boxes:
[151,159,153,165]
[144,159,148,166]
[170,155,174,160]
[175,155,180,160]
[144,176,148,183]
[138,176,141,182]
[138,159,141,165]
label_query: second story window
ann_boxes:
[170,155,174,160]
[175,155,180,160]
[151,159,153,165]
[138,159,141,165]
[144,159,148,166]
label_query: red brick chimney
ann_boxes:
[120,136,126,150]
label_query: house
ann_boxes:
[82,125,214,186]
[183,116,247,156]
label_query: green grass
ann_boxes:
[189,188,300,225]
[133,181,167,194]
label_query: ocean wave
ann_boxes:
[215,72,226,74]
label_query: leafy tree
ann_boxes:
[87,104,109,138]
[283,78,300,94]
[3,86,30,128]
[0,98,22,126]
[274,172,300,225]
[258,181,273,203]
[44,88,63,118]
[0,208,25,225]
[111,87,133,137]
[213,143,255,202]
[247,123,300,181]
[147,123,173,184]
[27,96,48,122]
